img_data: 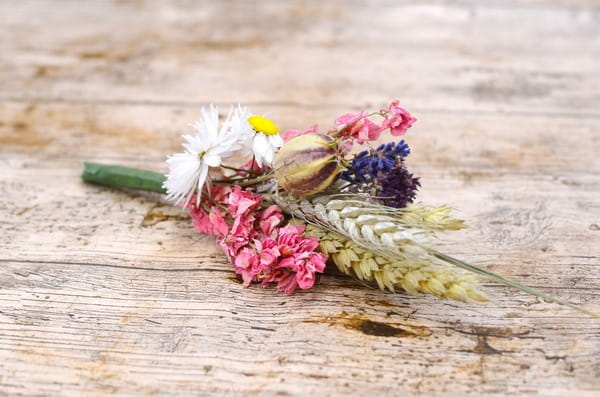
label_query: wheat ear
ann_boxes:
[273,195,600,318]
[305,224,487,302]
[273,196,444,260]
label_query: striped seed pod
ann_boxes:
[273,134,341,197]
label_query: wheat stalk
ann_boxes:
[273,195,449,261]
[305,224,487,302]
[273,194,600,318]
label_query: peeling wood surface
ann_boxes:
[1,1,600,396]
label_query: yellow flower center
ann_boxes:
[248,115,279,136]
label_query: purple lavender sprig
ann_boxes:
[341,140,419,208]
[341,140,410,183]
[376,165,420,208]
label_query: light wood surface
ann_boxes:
[1,1,599,395]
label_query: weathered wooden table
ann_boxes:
[1,1,599,395]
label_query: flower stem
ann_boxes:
[220,164,260,176]
[428,248,600,319]
[81,162,273,192]
[237,173,275,187]
[81,162,166,193]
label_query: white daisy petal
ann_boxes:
[194,164,209,206]
[163,152,201,205]
[252,133,270,167]
[250,130,282,167]
[268,134,284,148]
[203,152,221,167]
[163,104,246,206]
[228,105,255,156]
[263,147,274,165]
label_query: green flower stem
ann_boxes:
[81,162,167,193]
[428,248,600,319]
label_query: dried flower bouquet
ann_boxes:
[81,101,597,317]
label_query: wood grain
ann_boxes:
[1,1,599,396]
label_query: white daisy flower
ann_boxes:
[230,106,283,168]
[249,115,284,167]
[224,105,255,156]
[163,105,242,207]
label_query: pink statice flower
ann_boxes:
[260,224,327,294]
[335,111,382,144]
[208,206,229,237]
[381,100,416,136]
[255,238,280,270]
[276,224,326,290]
[187,186,232,237]
[282,249,327,290]
[188,185,327,295]
[228,186,262,218]
[258,205,284,238]
[233,246,261,286]
[188,186,261,259]
[221,215,256,258]
[189,206,214,236]
[276,224,307,256]
[221,186,263,256]
[211,185,233,205]
[263,270,299,295]
[282,124,318,142]
[228,238,280,287]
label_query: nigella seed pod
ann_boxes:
[274,134,341,197]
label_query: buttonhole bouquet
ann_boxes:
[82,101,597,318]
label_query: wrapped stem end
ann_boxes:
[81,162,166,193]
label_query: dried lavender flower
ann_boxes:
[374,164,420,208]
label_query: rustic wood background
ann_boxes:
[1,0,599,395]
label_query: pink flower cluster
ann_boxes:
[334,100,416,145]
[188,186,326,294]
[281,101,415,149]
[335,111,382,144]
[381,100,416,137]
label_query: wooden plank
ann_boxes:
[2,103,599,395]
[1,1,599,115]
[1,1,599,396]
